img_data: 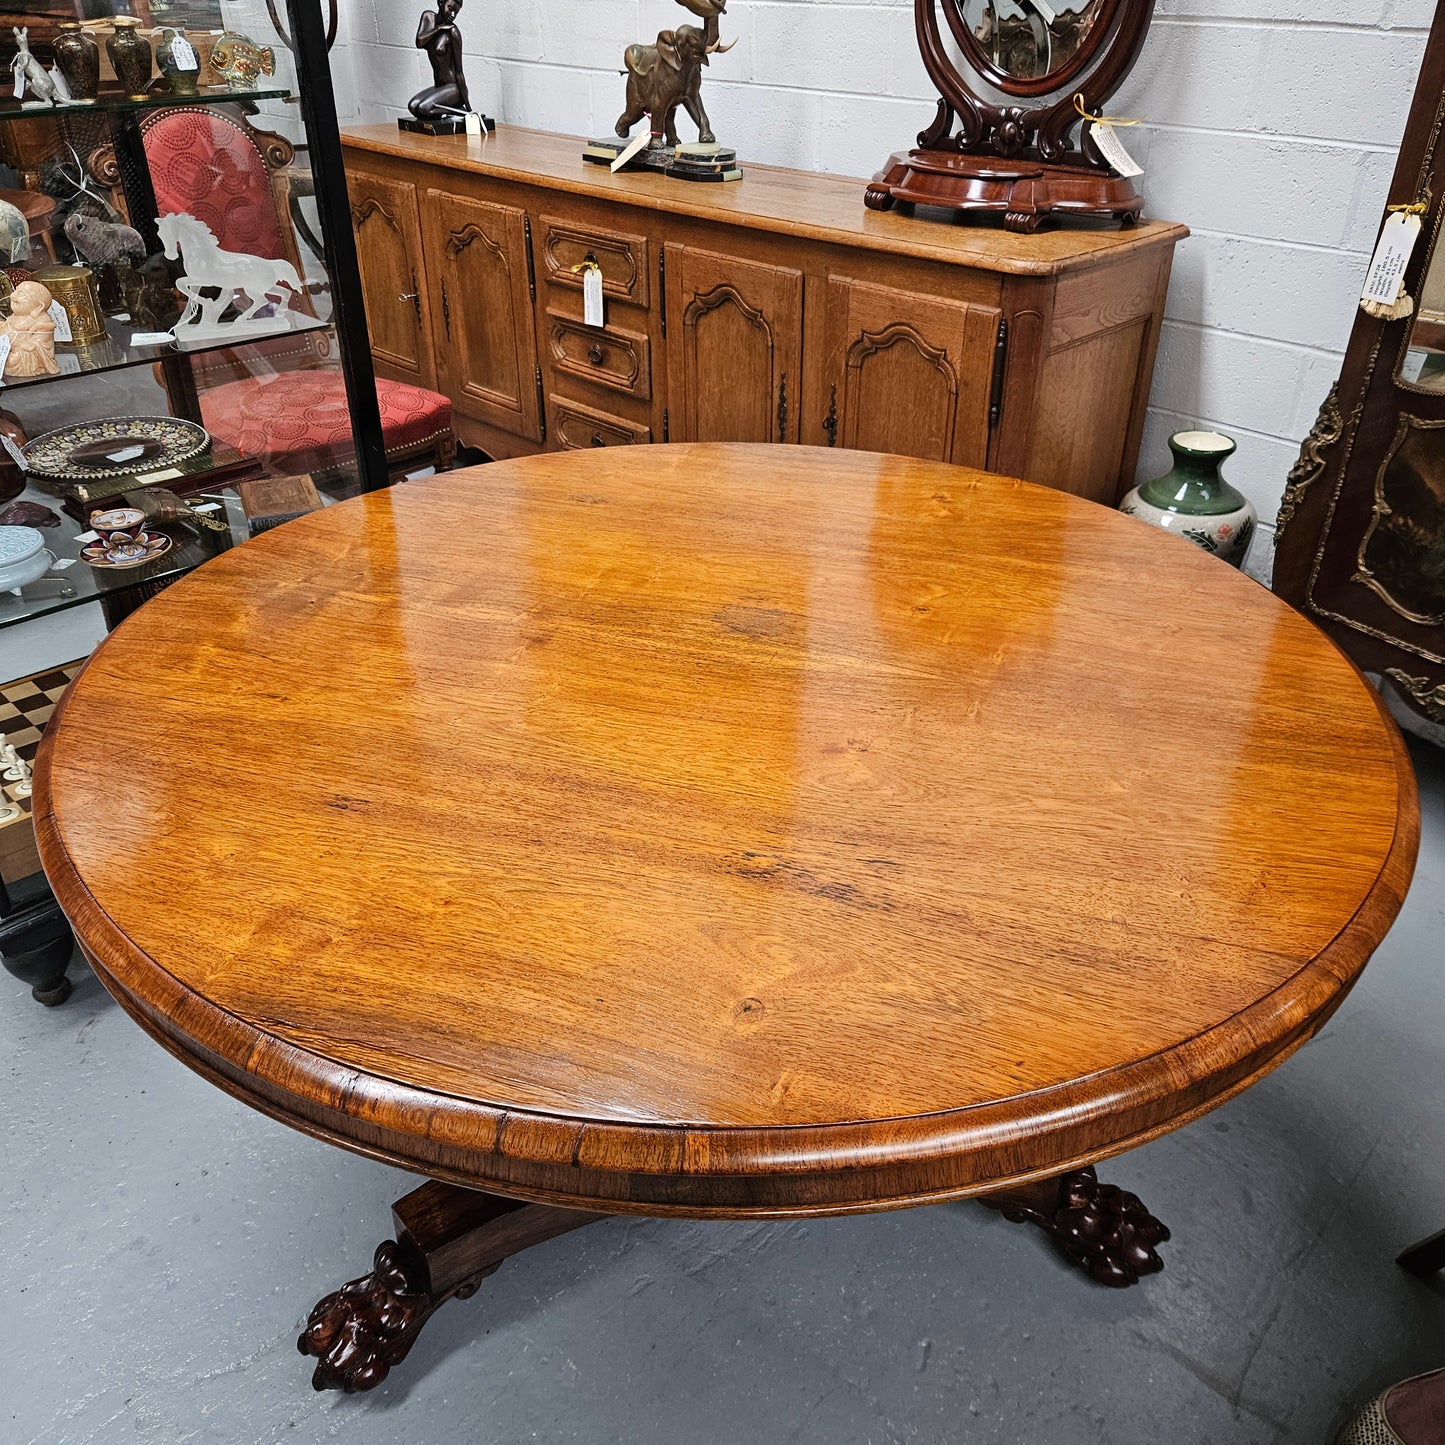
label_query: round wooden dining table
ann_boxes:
[36,445,1418,1394]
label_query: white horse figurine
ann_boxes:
[11,28,57,107]
[157,212,303,344]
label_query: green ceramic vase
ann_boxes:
[1120,430,1257,569]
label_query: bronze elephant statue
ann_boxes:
[616,0,735,148]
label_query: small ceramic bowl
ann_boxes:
[0,525,54,594]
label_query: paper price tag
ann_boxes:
[193,502,223,513]
[50,65,72,101]
[1362,212,1422,307]
[1,432,27,471]
[108,444,147,465]
[172,36,199,71]
[1090,122,1143,179]
[583,266,605,328]
[76,531,98,544]
[131,330,176,346]
[465,111,482,137]
[48,300,72,344]
[12,69,23,101]
[0,333,13,382]
[611,130,652,172]
[50,558,76,570]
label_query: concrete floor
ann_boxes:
[4,744,1443,1445]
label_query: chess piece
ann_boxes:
[12,755,32,799]
[1,740,25,781]
[401,0,492,135]
[4,282,59,378]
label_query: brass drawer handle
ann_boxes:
[588,344,605,366]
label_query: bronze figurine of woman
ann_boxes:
[409,0,471,123]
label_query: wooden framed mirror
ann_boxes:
[1274,9,1445,727]
[866,0,1156,230]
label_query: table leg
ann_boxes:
[1398,1227,1445,1278]
[298,1181,607,1392]
[980,1166,1171,1287]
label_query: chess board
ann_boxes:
[0,661,84,882]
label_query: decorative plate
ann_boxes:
[80,530,174,571]
[23,418,210,482]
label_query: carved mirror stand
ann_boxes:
[1274,10,1445,728]
[866,0,1156,230]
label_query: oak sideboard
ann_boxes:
[340,125,1186,504]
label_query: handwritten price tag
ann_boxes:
[1362,212,1422,307]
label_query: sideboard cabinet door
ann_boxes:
[422,189,542,443]
[826,278,1001,468]
[665,245,804,444]
[348,172,435,389]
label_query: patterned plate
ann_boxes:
[80,530,174,571]
[23,418,211,482]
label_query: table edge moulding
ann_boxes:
[339,125,1187,507]
[32,446,1419,1394]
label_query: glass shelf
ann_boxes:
[0,85,292,124]
[0,313,330,398]
[0,467,334,632]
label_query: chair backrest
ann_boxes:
[140,105,317,381]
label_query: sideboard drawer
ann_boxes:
[552,395,653,449]
[546,311,652,401]
[540,216,650,307]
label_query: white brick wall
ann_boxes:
[330,0,1433,534]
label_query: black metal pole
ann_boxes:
[284,0,389,494]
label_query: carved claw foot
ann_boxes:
[297,1241,446,1393]
[986,1167,1170,1287]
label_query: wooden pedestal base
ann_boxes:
[299,1169,1170,1392]
[297,1183,605,1392]
[865,149,1144,233]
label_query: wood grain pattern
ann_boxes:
[36,446,1417,1218]
[346,172,435,389]
[342,125,1187,279]
[343,131,1182,501]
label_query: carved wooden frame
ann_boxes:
[866,0,1157,229]
[1273,8,1445,705]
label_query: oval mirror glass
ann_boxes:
[1401,241,1445,390]
[955,0,1108,85]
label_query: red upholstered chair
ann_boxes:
[139,107,454,478]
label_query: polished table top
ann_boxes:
[36,446,1419,1217]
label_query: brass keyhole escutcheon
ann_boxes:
[588,344,605,366]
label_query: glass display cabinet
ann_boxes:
[0,0,390,636]
[0,0,391,1009]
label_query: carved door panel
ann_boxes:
[665,245,804,444]
[422,189,541,442]
[348,172,435,388]
[825,278,1001,468]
